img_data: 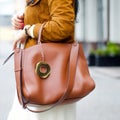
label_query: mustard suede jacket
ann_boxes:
[24,0,75,48]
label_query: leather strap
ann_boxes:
[66,42,79,95]
[19,50,28,108]
[2,43,21,65]
[2,51,14,65]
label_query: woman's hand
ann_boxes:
[13,29,27,50]
[12,13,26,49]
[12,13,24,30]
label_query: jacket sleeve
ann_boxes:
[33,0,75,42]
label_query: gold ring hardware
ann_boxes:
[35,61,51,79]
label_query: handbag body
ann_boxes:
[14,24,95,112]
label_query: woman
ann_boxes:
[8,0,79,119]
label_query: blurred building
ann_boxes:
[0,0,25,41]
[110,0,120,43]
[76,0,120,44]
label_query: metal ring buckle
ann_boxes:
[35,61,50,79]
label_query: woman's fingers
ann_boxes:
[13,30,27,50]
[13,39,19,50]
[12,21,24,30]
[17,13,24,20]
[11,14,24,30]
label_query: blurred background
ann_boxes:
[0,0,120,120]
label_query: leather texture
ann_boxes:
[14,24,95,112]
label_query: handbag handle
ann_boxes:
[2,23,46,65]
[19,23,79,112]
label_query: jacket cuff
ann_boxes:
[33,23,42,39]
[29,25,35,38]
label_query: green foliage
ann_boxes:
[89,49,96,55]
[90,42,120,56]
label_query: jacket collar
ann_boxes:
[26,0,40,6]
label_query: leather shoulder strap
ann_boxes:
[2,51,14,65]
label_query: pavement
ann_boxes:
[0,41,120,120]
[76,67,120,120]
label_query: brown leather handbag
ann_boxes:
[13,23,95,112]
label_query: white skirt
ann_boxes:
[7,92,76,120]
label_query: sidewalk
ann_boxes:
[76,67,120,120]
[89,67,120,78]
[0,41,12,58]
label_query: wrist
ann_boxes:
[24,25,31,36]
[24,25,35,38]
